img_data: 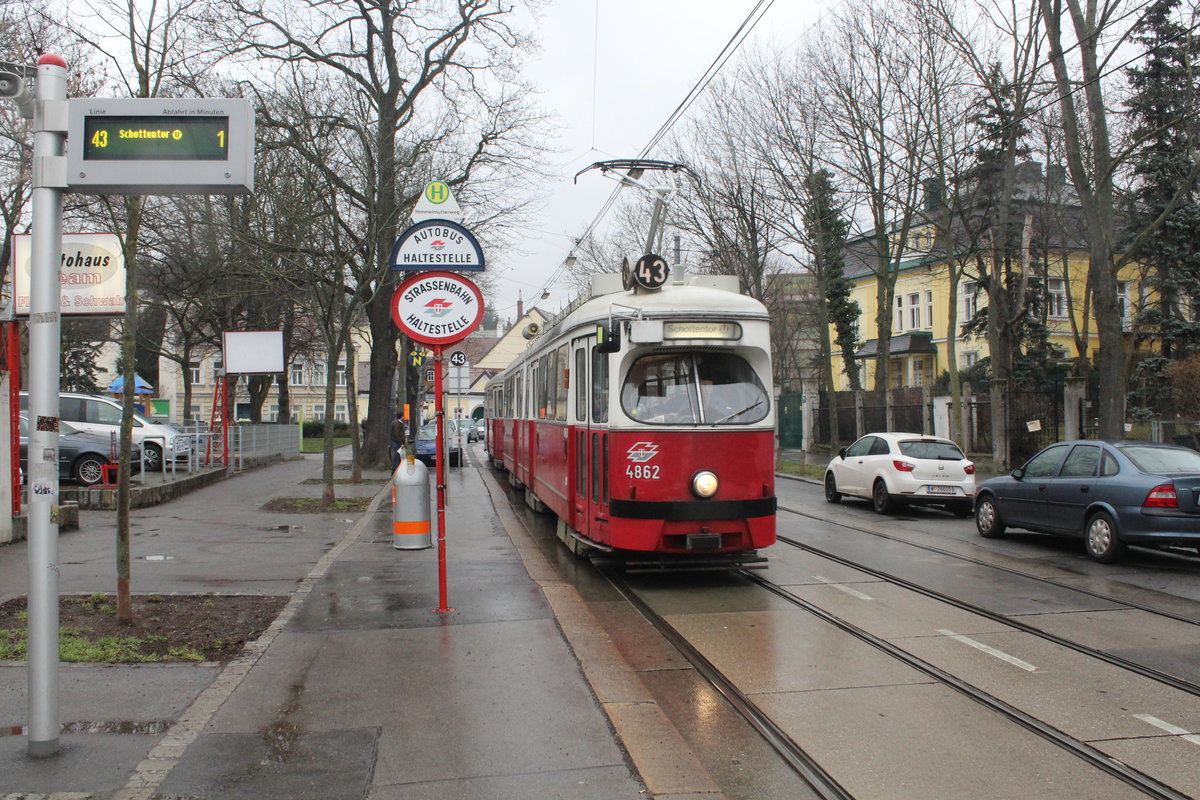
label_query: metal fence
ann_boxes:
[229,423,301,469]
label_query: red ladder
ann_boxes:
[206,377,229,466]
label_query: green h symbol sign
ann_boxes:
[426,181,449,204]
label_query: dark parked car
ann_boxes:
[413,422,462,467]
[974,439,1200,562]
[19,415,142,486]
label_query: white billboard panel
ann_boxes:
[223,330,284,374]
[10,233,126,317]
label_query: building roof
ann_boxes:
[856,332,937,358]
[474,307,550,371]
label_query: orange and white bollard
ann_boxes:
[392,454,431,550]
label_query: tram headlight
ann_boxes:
[692,470,719,498]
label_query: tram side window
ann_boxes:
[545,350,557,420]
[556,344,569,421]
[575,348,587,422]
[591,347,609,424]
[534,358,545,419]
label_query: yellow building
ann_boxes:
[834,166,1144,390]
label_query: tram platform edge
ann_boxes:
[478,450,727,800]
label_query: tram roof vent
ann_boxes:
[686,274,741,293]
[590,273,625,298]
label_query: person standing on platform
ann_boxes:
[389,412,407,471]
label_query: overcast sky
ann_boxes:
[484,0,830,327]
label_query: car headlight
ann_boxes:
[692,470,719,498]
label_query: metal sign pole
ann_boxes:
[26,54,68,758]
[432,345,452,613]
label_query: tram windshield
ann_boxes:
[621,352,768,425]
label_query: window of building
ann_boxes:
[1048,278,1067,318]
[213,359,223,384]
[312,360,327,386]
[961,351,978,369]
[290,363,305,386]
[894,295,904,333]
[313,403,326,421]
[334,404,347,422]
[907,292,921,330]
[268,403,279,422]
[189,361,201,384]
[961,281,978,320]
[189,404,202,421]
[923,290,933,329]
[335,363,347,386]
[1118,282,1130,330]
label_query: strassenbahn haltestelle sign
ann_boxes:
[390,270,484,346]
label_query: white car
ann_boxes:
[824,432,975,516]
[20,391,190,471]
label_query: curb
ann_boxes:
[478,450,726,800]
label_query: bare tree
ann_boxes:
[1039,0,1133,438]
[55,0,221,624]
[809,0,931,391]
[206,0,547,465]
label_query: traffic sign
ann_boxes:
[66,98,254,194]
[448,350,467,367]
[391,271,484,346]
[411,180,464,224]
[389,219,485,272]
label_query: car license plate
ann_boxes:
[927,485,956,495]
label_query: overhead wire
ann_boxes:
[526,0,1178,312]
[532,0,785,301]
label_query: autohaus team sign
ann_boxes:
[391,271,484,346]
[389,219,485,272]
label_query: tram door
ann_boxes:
[571,336,592,539]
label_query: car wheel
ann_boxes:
[1084,510,1126,563]
[73,455,107,486]
[871,479,895,514]
[824,473,842,504]
[143,442,163,471]
[975,495,1006,538]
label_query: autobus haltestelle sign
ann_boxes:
[390,270,484,346]
[389,219,485,271]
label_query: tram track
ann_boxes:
[779,502,1200,628]
[776,504,1200,697]
[600,565,855,800]
[605,562,1194,800]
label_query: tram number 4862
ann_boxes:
[626,464,660,480]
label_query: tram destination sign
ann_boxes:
[391,271,484,346]
[389,219,485,272]
[66,98,254,194]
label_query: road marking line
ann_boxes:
[1134,714,1200,745]
[814,575,873,600]
[937,629,1037,672]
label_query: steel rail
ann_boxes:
[601,567,856,800]
[777,506,1200,697]
[743,571,1193,800]
[780,503,1200,628]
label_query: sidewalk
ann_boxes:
[0,449,714,799]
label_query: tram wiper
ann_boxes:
[713,398,764,425]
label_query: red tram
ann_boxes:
[484,272,776,567]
